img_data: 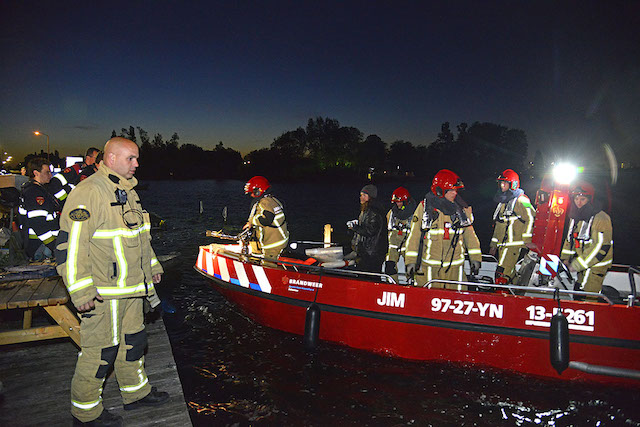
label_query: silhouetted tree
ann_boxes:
[357,134,386,174]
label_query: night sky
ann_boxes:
[1,1,639,167]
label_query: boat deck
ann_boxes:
[0,314,192,426]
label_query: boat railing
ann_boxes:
[280,260,398,284]
[216,247,398,284]
[424,279,615,305]
[628,266,639,307]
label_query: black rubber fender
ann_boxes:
[550,312,570,374]
[303,303,321,351]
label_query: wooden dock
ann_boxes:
[0,313,192,426]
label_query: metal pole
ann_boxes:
[46,134,49,162]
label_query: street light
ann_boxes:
[33,131,49,162]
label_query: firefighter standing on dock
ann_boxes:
[56,138,168,426]
[384,187,416,281]
[404,170,482,289]
[560,181,613,298]
[489,169,535,284]
[243,176,289,261]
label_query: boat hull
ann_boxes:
[196,244,640,386]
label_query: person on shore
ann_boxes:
[243,176,289,262]
[384,187,416,282]
[56,137,168,426]
[404,170,482,289]
[17,157,61,260]
[347,184,388,273]
[489,169,535,284]
[49,147,101,204]
[560,181,613,299]
[79,152,103,181]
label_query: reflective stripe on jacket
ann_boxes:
[18,181,60,257]
[405,200,482,268]
[386,209,410,258]
[561,210,613,272]
[248,194,289,251]
[490,194,535,249]
[56,164,163,307]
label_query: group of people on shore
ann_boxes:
[246,167,613,297]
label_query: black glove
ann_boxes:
[384,261,397,275]
[470,260,481,276]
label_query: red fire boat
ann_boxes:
[194,167,640,386]
[195,240,639,386]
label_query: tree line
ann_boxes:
[20,118,537,183]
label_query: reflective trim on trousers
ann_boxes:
[71,397,102,410]
[110,299,119,346]
[119,359,149,393]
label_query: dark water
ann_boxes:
[141,177,640,426]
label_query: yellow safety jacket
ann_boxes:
[56,164,163,307]
[405,201,482,280]
[490,194,535,250]
[561,210,613,272]
[248,194,289,253]
[385,209,411,261]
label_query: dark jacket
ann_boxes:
[18,181,61,258]
[351,200,388,262]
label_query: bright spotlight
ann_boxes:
[552,163,578,185]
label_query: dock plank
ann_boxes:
[0,316,192,426]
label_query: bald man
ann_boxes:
[56,137,168,426]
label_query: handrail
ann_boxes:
[424,279,613,305]
[628,266,639,307]
[213,246,397,284]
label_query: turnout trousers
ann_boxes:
[576,266,607,300]
[71,297,151,422]
[495,246,522,282]
[386,232,407,282]
[415,263,468,291]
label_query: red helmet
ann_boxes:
[244,176,270,197]
[431,169,464,198]
[497,169,520,190]
[571,181,595,201]
[391,187,410,202]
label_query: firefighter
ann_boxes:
[560,181,613,298]
[18,157,61,260]
[489,169,535,284]
[49,147,101,204]
[384,187,417,281]
[404,170,482,289]
[56,138,168,426]
[243,176,289,261]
